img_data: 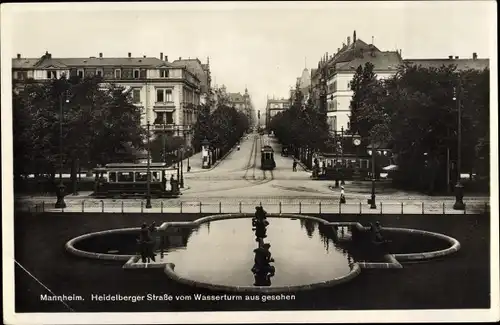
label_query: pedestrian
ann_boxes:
[293,160,297,172]
[340,186,346,204]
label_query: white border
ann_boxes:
[2,1,499,324]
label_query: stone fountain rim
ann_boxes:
[65,213,461,264]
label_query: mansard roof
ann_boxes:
[335,51,403,72]
[403,58,489,71]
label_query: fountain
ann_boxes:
[65,210,461,293]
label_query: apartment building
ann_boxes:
[11,51,213,145]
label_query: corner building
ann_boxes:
[12,52,213,145]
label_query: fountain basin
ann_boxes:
[65,213,461,293]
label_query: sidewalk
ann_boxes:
[180,144,237,174]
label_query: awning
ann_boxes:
[382,164,398,171]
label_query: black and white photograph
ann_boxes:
[1,1,498,324]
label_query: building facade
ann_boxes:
[12,52,213,145]
[265,97,290,129]
[311,31,402,132]
[228,88,254,125]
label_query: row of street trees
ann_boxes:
[13,76,145,192]
[191,88,250,155]
[349,62,490,193]
[269,83,330,165]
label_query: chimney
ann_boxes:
[353,30,357,43]
[16,53,21,59]
[337,47,340,53]
[99,52,103,58]
[128,52,131,58]
[473,52,478,60]
[347,36,351,46]
[455,56,459,59]
[160,52,163,60]
[179,56,182,60]
[165,55,168,62]
[448,55,453,59]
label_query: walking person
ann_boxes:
[340,185,346,204]
[292,160,297,172]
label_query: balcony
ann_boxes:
[152,123,175,131]
[153,101,175,110]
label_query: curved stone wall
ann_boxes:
[65,228,139,261]
[164,262,362,293]
[65,213,462,293]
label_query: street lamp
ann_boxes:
[55,91,69,209]
[453,80,465,210]
[368,140,377,209]
[352,131,361,179]
[162,123,166,164]
[145,122,152,209]
[180,146,184,188]
[340,126,345,185]
[184,129,190,172]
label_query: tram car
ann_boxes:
[93,162,181,198]
[261,145,276,170]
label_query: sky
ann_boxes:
[3,1,496,111]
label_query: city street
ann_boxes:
[16,133,489,214]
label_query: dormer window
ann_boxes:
[96,68,103,77]
[77,69,84,78]
[114,69,121,79]
[159,69,169,78]
[133,69,140,79]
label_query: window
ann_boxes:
[154,112,164,124]
[108,172,117,182]
[160,69,169,78]
[117,172,134,182]
[156,89,173,102]
[46,70,57,79]
[134,172,148,182]
[114,69,121,79]
[14,71,27,80]
[96,68,103,77]
[166,112,174,124]
[133,69,140,79]
[77,69,84,78]
[132,89,141,103]
[156,89,164,102]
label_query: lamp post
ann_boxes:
[184,129,190,172]
[340,126,345,185]
[55,91,68,209]
[145,122,152,209]
[352,132,361,179]
[368,140,377,209]
[162,123,166,164]
[180,145,184,188]
[453,79,465,210]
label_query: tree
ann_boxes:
[13,76,145,193]
[351,62,490,193]
[349,62,379,137]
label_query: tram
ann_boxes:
[261,145,276,170]
[93,162,181,198]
